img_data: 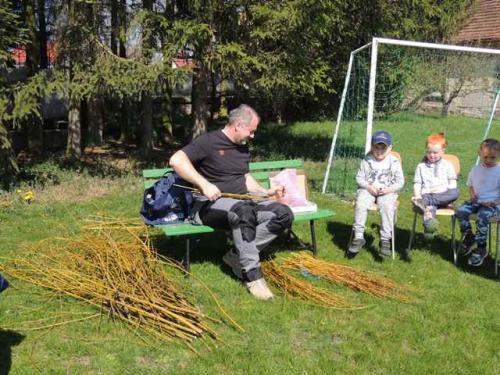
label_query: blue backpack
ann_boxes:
[0,273,8,293]
[140,172,193,225]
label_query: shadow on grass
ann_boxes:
[150,218,498,281]
[0,330,25,375]
[326,221,402,263]
[151,231,233,278]
[150,228,315,279]
[253,125,364,162]
[409,229,499,281]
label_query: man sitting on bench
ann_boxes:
[169,104,293,300]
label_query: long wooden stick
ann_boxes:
[173,184,269,201]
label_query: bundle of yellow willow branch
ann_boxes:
[282,252,412,303]
[261,260,356,309]
[0,223,239,351]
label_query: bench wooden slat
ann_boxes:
[250,171,277,181]
[143,159,303,180]
[155,223,215,236]
[248,159,303,171]
[143,168,173,178]
[293,209,334,222]
[152,209,334,237]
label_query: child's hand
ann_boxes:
[480,201,497,208]
[378,187,392,196]
[470,189,478,202]
[367,185,379,197]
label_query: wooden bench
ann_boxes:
[143,159,335,271]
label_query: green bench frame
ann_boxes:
[143,159,334,271]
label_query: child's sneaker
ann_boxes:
[459,231,475,256]
[423,207,434,222]
[348,237,366,254]
[423,218,439,240]
[380,239,392,257]
[467,246,488,267]
[412,197,426,212]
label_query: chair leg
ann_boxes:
[309,220,317,257]
[495,222,499,278]
[452,215,457,266]
[392,209,397,260]
[488,222,491,255]
[183,238,191,276]
[407,211,418,252]
[347,227,354,255]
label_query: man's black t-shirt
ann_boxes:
[182,130,249,194]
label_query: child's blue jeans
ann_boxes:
[455,201,499,248]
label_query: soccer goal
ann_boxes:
[322,37,500,198]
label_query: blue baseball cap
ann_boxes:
[371,130,392,146]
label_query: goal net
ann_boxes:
[322,38,500,198]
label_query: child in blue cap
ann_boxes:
[348,130,405,257]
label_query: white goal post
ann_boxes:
[322,37,500,194]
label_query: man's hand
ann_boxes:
[200,182,221,201]
[267,185,286,201]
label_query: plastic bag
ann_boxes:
[269,169,310,207]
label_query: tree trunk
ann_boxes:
[273,99,284,125]
[118,0,129,142]
[66,97,82,158]
[191,62,209,139]
[272,87,286,124]
[110,0,118,55]
[119,100,131,142]
[139,0,154,158]
[38,0,48,69]
[161,96,173,145]
[21,1,45,155]
[87,98,104,146]
[27,119,43,156]
[140,94,153,160]
[0,126,17,185]
[119,0,127,58]
[22,0,39,76]
[441,101,451,117]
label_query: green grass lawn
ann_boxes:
[1,116,500,374]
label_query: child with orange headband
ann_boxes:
[412,133,459,238]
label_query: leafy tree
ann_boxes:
[0,0,27,182]
[0,0,478,176]
[249,0,341,122]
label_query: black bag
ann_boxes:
[140,172,193,225]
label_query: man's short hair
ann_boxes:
[228,104,259,127]
[481,138,500,152]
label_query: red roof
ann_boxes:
[452,0,500,43]
[172,57,195,69]
[11,41,57,65]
